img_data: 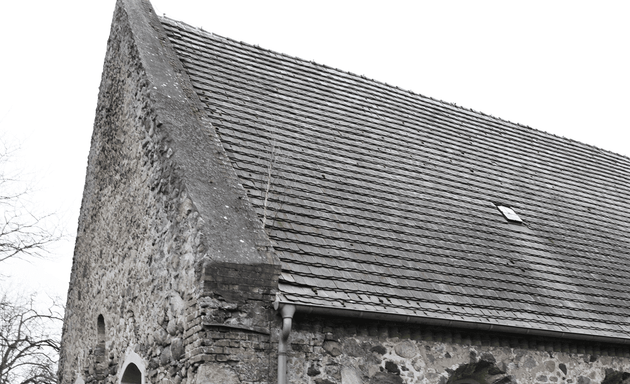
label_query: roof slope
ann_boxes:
[160,17,630,341]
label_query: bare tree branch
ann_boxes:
[261,137,279,229]
[0,142,62,265]
[255,128,296,230]
[0,139,64,384]
[0,294,62,384]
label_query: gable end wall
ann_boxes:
[59,0,280,383]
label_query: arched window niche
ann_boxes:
[119,351,146,384]
[121,363,142,384]
[602,369,630,384]
[96,315,106,355]
[95,314,108,382]
[446,360,514,384]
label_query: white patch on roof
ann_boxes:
[497,205,523,223]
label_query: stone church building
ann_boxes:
[59,0,630,383]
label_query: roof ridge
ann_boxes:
[159,16,629,162]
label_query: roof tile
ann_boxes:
[162,17,630,340]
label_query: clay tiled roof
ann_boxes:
[160,18,630,340]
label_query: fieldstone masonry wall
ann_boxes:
[59,1,279,383]
[285,316,630,384]
[59,2,205,382]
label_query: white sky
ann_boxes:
[1,1,629,303]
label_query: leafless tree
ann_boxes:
[0,140,63,383]
[259,132,296,230]
[0,294,63,384]
[262,138,280,228]
[0,143,60,264]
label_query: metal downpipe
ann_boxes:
[276,304,296,384]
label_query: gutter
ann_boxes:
[274,302,296,384]
[278,301,630,346]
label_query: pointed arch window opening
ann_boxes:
[96,315,106,360]
[121,363,142,384]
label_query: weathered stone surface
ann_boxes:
[170,338,183,361]
[167,319,178,336]
[323,341,343,357]
[480,352,496,364]
[159,346,172,366]
[394,341,417,359]
[314,379,336,384]
[560,363,568,375]
[577,376,591,384]
[193,363,240,384]
[325,364,342,380]
[370,372,403,384]
[343,338,364,357]
[341,366,363,384]
[385,361,400,375]
[412,356,425,372]
[524,356,538,369]
[307,364,321,377]
[371,345,387,355]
